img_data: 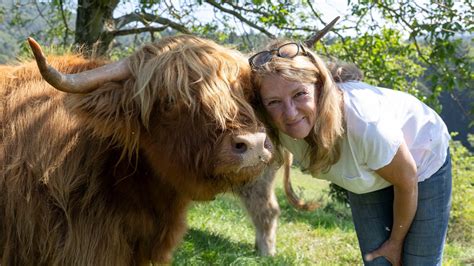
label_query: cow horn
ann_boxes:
[303,16,340,48]
[27,37,130,94]
[283,149,320,211]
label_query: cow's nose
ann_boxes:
[231,137,248,154]
[231,135,251,154]
[231,132,272,162]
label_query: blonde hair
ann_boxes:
[252,40,346,175]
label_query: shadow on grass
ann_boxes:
[173,228,259,265]
[173,228,297,265]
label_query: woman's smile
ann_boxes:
[286,117,305,127]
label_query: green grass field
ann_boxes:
[173,168,474,265]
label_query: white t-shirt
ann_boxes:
[280,81,450,194]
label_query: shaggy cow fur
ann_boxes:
[0,35,279,265]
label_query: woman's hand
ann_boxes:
[365,238,403,266]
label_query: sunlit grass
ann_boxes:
[173,168,473,265]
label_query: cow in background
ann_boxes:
[0,35,280,265]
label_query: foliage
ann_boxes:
[448,134,474,244]
[7,2,73,47]
[323,28,428,104]
[0,5,4,23]
[0,31,17,64]
[327,183,348,206]
[349,0,473,113]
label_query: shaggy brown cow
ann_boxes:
[0,35,279,265]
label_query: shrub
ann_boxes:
[448,135,474,244]
[328,183,349,205]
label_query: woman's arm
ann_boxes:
[365,141,418,265]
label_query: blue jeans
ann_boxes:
[347,151,452,265]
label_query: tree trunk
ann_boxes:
[75,0,119,57]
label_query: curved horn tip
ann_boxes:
[27,37,42,54]
[27,37,37,46]
[27,37,47,64]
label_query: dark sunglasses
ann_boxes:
[248,42,307,69]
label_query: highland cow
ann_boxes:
[0,35,280,265]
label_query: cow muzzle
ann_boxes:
[231,132,273,168]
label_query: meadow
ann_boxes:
[173,165,474,265]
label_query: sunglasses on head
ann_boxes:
[248,42,307,69]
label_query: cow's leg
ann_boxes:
[237,161,280,256]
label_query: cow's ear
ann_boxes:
[68,81,142,160]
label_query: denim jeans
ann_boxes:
[347,151,452,265]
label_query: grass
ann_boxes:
[173,168,474,265]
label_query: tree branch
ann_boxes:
[305,0,356,62]
[306,0,325,25]
[34,2,54,30]
[375,1,432,66]
[114,11,190,34]
[110,26,168,36]
[279,26,316,32]
[224,1,270,17]
[58,0,70,46]
[115,13,141,28]
[204,0,275,38]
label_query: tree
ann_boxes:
[5,1,471,94]
[75,0,120,56]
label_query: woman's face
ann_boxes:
[260,74,317,139]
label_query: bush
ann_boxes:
[448,135,474,244]
[328,183,349,205]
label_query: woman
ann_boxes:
[248,41,452,265]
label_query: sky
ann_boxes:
[310,0,350,21]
